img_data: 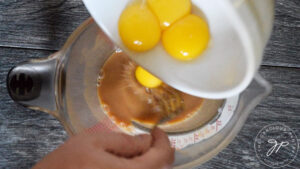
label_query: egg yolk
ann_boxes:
[119,1,161,52]
[162,14,210,61]
[135,66,162,88]
[147,0,191,30]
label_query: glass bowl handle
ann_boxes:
[7,53,59,114]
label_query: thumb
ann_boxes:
[130,128,175,169]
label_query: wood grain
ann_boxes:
[0,0,89,50]
[0,0,299,67]
[263,0,300,68]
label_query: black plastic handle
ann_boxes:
[6,58,58,112]
[7,63,42,102]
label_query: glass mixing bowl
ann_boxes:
[7,18,272,168]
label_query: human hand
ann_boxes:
[33,128,174,169]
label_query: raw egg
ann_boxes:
[135,66,162,88]
[147,0,191,29]
[119,1,161,52]
[162,14,210,61]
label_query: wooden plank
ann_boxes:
[0,0,299,67]
[263,0,300,68]
[0,0,89,50]
[0,47,299,168]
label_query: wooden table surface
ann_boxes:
[0,0,299,168]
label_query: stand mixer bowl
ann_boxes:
[7,17,272,168]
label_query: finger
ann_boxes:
[92,129,174,169]
[128,128,175,169]
[151,127,172,149]
[149,127,175,164]
[92,132,152,158]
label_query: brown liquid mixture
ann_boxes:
[97,52,203,126]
